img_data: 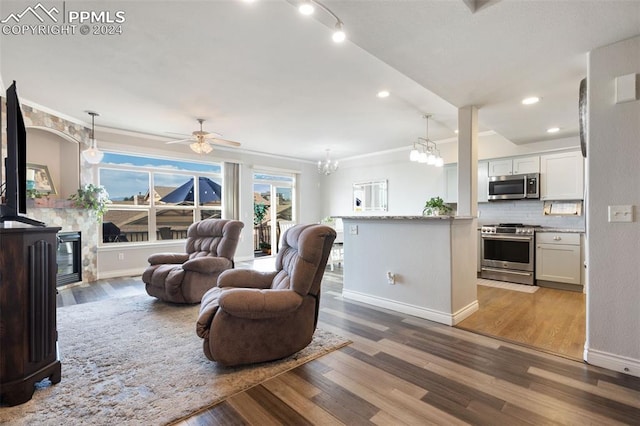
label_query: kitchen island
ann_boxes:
[337,215,478,326]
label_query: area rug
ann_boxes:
[0,295,350,425]
[477,278,539,293]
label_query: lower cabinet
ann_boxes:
[536,232,582,287]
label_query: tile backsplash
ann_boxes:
[478,200,585,229]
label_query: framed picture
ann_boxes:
[27,163,57,195]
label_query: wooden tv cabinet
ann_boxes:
[0,224,61,406]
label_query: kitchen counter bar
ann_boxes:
[338,216,478,326]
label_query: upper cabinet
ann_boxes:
[540,151,584,200]
[444,165,458,204]
[478,161,489,203]
[443,162,490,204]
[488,155,539,177]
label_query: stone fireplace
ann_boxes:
[2,100,98,283]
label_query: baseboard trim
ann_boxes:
[584,347,640,378]
[452,300,479,325]
[98,267,146,280]
[342,289,456,326]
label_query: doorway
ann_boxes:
[253,172,295,258]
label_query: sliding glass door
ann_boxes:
[253,172,295,257]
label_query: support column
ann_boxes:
[457,106,478,217]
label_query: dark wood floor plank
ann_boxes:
[175,402,247,426]
[242,384,314,426]
[290,362,380,423]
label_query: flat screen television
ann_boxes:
[0,81,45,226]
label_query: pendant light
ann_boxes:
[82,111,104,164]
[409,114,443,167]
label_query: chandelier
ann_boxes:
[409,114,443,167]
[317,149,338,175]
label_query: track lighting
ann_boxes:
[297,0,346,43]
[299,0,315,15]
[332,21,345,43]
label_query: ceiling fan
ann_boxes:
[165,118,241,154]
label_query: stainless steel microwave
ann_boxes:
[488,173,539,200]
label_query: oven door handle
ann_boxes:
[481,267,533,276]
[481,235,533,241]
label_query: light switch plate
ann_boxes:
[615,73,639,103]
[349,225,358,235]
[608,205,634,223]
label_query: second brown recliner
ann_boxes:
[196,223,336,366]
[142,219,244,304]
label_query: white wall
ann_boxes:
[586,35,640,377]
[322,148,448,217]
[94,129,322,277]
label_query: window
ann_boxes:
[99,152,222,244]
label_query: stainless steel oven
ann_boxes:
[480,224,536,285]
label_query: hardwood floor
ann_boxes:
[457,285,586,360]
[57,263,639,425]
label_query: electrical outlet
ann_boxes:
[117,253,124,261]
[349,225,358,235]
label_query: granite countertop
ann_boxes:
[536,228,585,233]
[477,226,585,233]
[336,215,476,221]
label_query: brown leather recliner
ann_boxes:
[142,219,244,304]
[196,224,336,366]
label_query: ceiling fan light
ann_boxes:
[299,1,315,15]
[190,141,212,154]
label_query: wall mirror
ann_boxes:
[353,179,387,212]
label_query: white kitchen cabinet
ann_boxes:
[488,155,539,176]
[477,161,489,203]
[536,232,582,286]
[513,156,540,175]
[444,164,458,203]
[444,163,488,204]
[488,159,512,177]
[540,151,584,200]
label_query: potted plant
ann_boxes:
[68,184,111,219]
[422,196,453,216]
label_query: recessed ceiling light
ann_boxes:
[522,96,540,105]
[547,127,560,133]
[454,129,459,134]
[377,90,390,98]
